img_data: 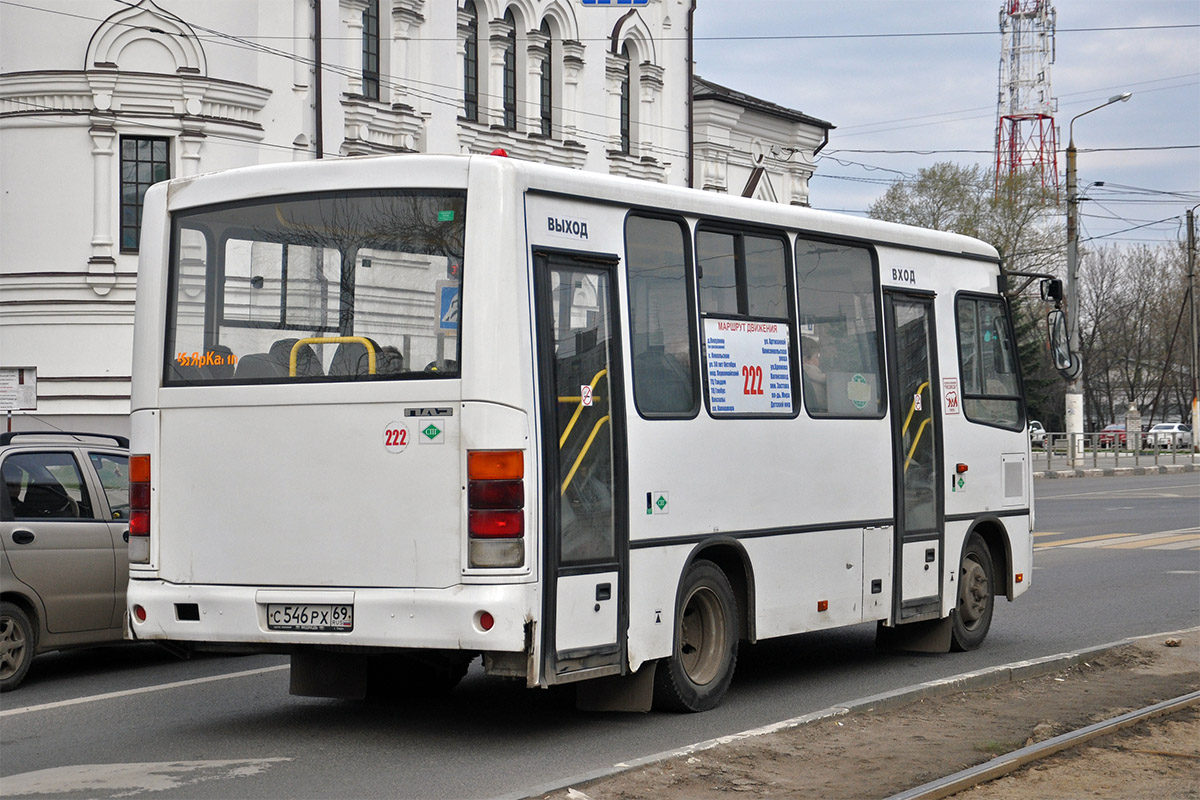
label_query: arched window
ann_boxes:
[462,2,478,121]
[361,0,380,100]
[539,20,553,137]
[619,44,631,154]
[502,10,517,129]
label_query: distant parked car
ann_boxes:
[1148,423,1192,449]
[1097,423,1127,449]
[1,432,130,691]
[1028,420,1046,447]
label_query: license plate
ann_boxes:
[267,604,353,632]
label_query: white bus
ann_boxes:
[128,154,1032,711]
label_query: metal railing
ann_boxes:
[1033,429,1197,470]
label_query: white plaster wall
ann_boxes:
[0,0,815,432]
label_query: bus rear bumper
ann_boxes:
[126,579,533,653]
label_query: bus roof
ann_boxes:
[162,154,1000,263]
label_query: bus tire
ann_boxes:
[654,560,738,713]
[950,533,994,652]
[1,601,36,692]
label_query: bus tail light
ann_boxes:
[467,450,525,568]
[129,454,151,564]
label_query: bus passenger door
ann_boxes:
[534,251,627,684]
[884,293,944,623]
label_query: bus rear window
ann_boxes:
[164,191,465,384]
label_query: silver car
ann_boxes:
[1,432,129,691]
[1148,423,1193,449]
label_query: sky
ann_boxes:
[692,0,1200,248]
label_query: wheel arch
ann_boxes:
[679,537,756,643]
[963,515,1013,601]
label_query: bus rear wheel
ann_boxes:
[951,533,994,652]
[654,560,738,713]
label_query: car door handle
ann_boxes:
[12,530,35,545]
[122,530,129,542]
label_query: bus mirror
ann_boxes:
[1040,278,1063,302]
[1048,309,1079,378]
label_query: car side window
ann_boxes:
[2,452,94,520]
[89,452,130,521]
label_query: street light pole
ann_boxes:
[1064,92,1131,466]
[1188,204,1198,452]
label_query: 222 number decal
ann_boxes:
[383,422,410,452]
[741,365,764,395]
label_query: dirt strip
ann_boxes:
[533,634,1200,800]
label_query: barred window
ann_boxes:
[619,45,631,154]
[539,20,553,137]
[502,10,517,129]
[362,0,380,100]
[120,137,170,253]
[463,2,478,121]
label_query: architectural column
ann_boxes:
[560,40,584,144]
[178,129,205,178]
[525,28,548,134]
[293,0,311,89]
[87,120,117,295]
[488,16,515,128]
[391,2,425,109]
[639,62,664,163]
[341,0,368,97]
[604,51,629,153]
[455,7,473,118]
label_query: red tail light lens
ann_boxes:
[468,479,524,509]
[469,509,524,538]
[129,454,150,542]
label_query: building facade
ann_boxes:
[0,0,831,433]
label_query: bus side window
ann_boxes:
[795,237,885,417]
[955,294,1023,431]
[625,215,698,416]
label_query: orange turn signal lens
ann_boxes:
[468,450,523,481]
[130,454,151,483]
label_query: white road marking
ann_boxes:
[0,664,288,718]
[1,758,292,797]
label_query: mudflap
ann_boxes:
[290,650,369,699]
[876,617,952,653]
[575,662,657,712]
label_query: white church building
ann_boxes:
[0,0,832,434]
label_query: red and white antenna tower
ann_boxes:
[995,0,1058,198]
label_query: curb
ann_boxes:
[1033,462,1197,479]
[507,626,1200,800]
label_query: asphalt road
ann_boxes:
[1,473,1197,799]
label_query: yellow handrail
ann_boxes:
[904,417,932,473]
[561,416,610,495]
[290,336,376,376]
[558,369,607,448]
[901,380,930,435]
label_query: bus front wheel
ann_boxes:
[950,533,995,652]
[654,560,738,712]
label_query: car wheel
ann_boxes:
[654,560,739,713]
[0,601,36,692]
[950,534,994,652]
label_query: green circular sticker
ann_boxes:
[848,374,870,409]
